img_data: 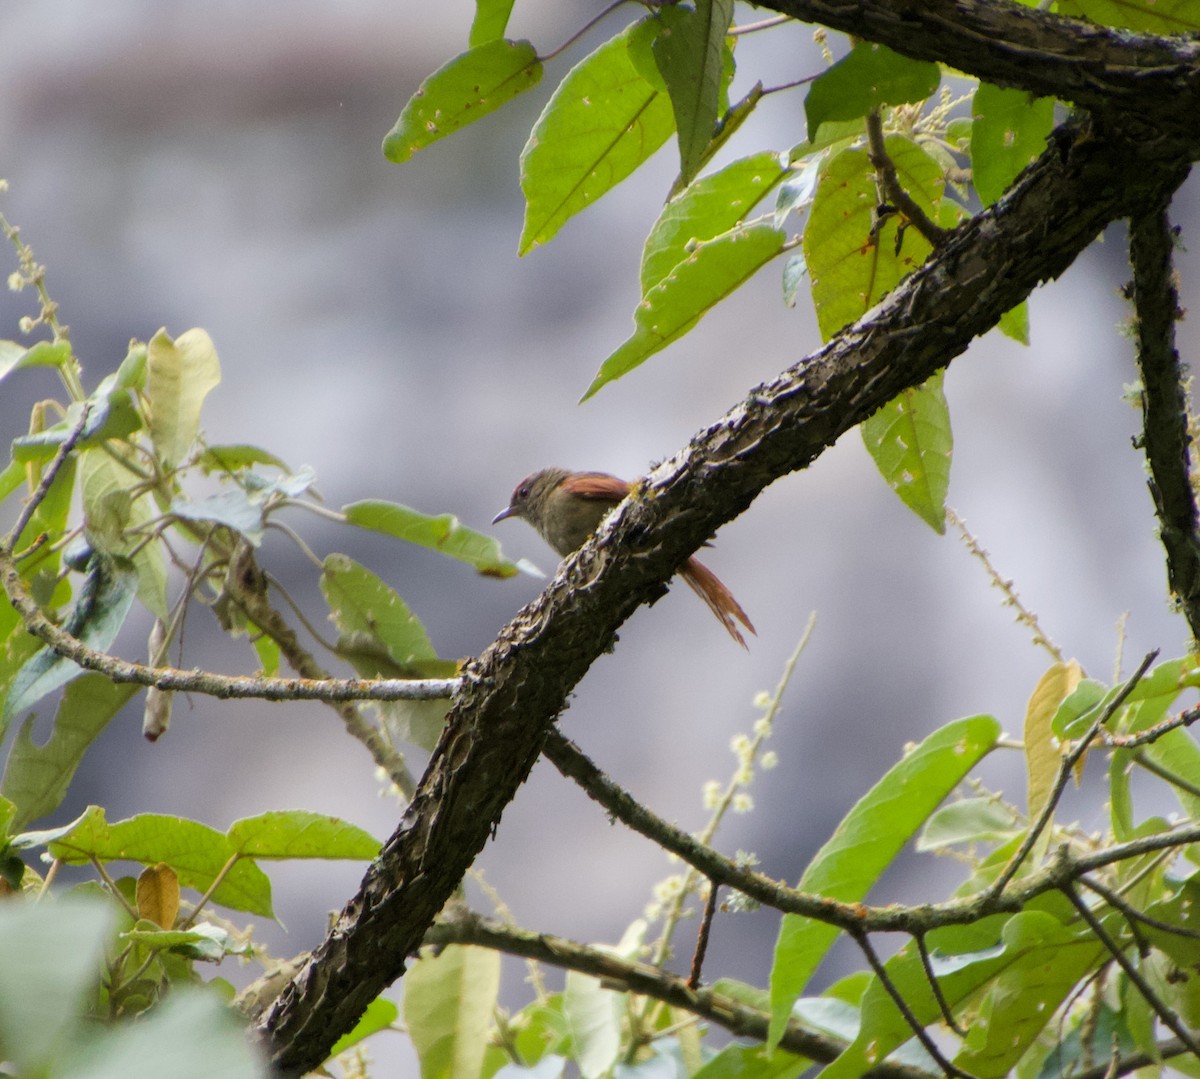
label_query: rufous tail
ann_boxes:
[680,557,756,648]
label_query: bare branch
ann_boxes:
[866,111,949,249]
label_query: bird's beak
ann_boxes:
[492,506,516,525]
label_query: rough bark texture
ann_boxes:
[257,7,1200,1073]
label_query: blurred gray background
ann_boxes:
[2,2,1198,1074]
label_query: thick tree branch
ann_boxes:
[758,0,1200,145]
[1129,200,1200,641]
[258,116,1192,1075]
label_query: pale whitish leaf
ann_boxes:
[564,970,622,1079]
[405,945,501,1079]
[146,327,221,469]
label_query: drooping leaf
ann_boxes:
[226,809,380,860]
[998,300,1029,345]
[146,327,221,470]
[383,39,541,164]
[169,488,269,546]
[0,339,72,387]
[469,0,516,46]
[196,444,290,475]
[641,150,790,293]
[519,15,678,254]
[667,80,765,199]
[916,797,1022,851]
[1,674,138,830]
[971,82,1054,207]
[767,714,1001,1048]
[342,499,526,577]
[11,391,142,464]
[120,922,252,962]
[583,219,785,400]
[3,555,137,730]
[136,863,181,929]
[405,944,501,1079]
[806,136,943,340]
[320,554,438,674]
[652,0,735,187]
[563,969,623,1079]
[1024,661,1081,838]
[860,369,952,533]
[804,43,939,140]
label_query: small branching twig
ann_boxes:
[990,651,1157,897]
[1104,704,1200,749]
[915,932,965,1036]
[2,403,90,553]
[1062,886,1200,1059]
[866,110,949,249]
[947,509,1064,661]
[853,930,977,1079]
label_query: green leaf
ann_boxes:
[0,896,114,1074]
[120,923,252,962]
[60,989,265,1079]
[469,0,516,46]
[971,82,1054,207]
[652,0,735,188]
[668,80,765,199]
[1060,0,1200,32]
[693,1043,809,1078]
[36,809,274,918]
[405,944,501,1079]
[3,554,137,728]
[767,714,1001,1048]
[11,391,142,464]
[383,40,542,164]
[519,16,677,254]
[146,327,221,470]
[860,369,952,533]
[0,339,73,386]
[329,995,400,1058]
[804,43,939,140]
[806,137,943,340]
[342,499,525,577]
[583,219,785,400]
[320,554,438,674]
[196,444,290,475]
[2,674,138,830]
[641,150,790,293]
[80,446,169,620]
[226,810,380,860]
[563,969,622,1079]
[169,488,269,546]
[916,796,1021,851]
[998,300,1029,345]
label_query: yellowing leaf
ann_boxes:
[136,863,180,929]
[1025,660,1083,834]
[146,327,221,470]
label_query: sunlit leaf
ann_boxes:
[583,219,785,400]
[146,327,221,470]
[1059,0,1200,32]
[383,39,541,164]
[860,370,952,533]
[1024,661,1081,838]
[342,499,525,577]
[405,944,501,1079]
[469,0,516,46]
[804,42,939,140]
[519,15,677,253]
[0,340,72,387]
[767,714,1001,1048]
[971,82,1054,207]
[226,809,380,860]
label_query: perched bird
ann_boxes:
[493,468,755,647]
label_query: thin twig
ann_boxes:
[915,932,965,1036]
[865,111,949,249]
[990,651,1158,898]
[1080,875,1200,942]
[2,403,90,552]
[687,882,718,990]
[853,930,977,1079]
[1129,748,1200,800]
[1062,886,1200,1059]
[1105,705,1200,749]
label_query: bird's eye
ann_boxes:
[518,484,530,499]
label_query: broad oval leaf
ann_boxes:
[383,39,541,164]
[583,219,785,400]
[767,714,1001,1048]
[804,42,939,141]
[226,809,380,860]
[146,327,221,471]
[641,150,790,293]
[342,499,527,577]
[971,82,1054,207]
[860,369,952,533]
[405,944,501,1079]
[136,863,181,929]
[519,15,677,254]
